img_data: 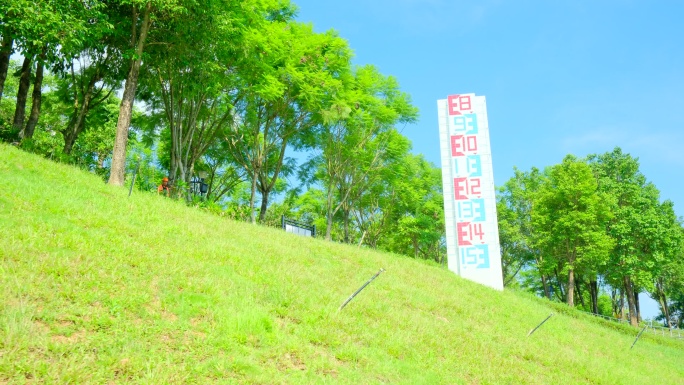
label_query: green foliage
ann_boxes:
[126,137,164,193]
[501,148,684,324]
[371,153,445,262]
[1,0,430,262]
[497,167,544,287]
[532,155,614,290]
[305,64,418,241]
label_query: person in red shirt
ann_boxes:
[157,177,171,196]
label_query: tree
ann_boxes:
[532,155,614,307]
[226,21,352,222]
[307,65,417,240]
[497,167,545,290]
[23,0,109,141]
[11,56,31,135]
[108,0,197,185]
[647,202,683,327]
[376,153,445,262]
[56,3,122,154]
[67,94,122,171]
[0,0,91,140]
[107,0,298,187]
[141,0,290,196]
[588,147,666,326]
[349,129,412,247]
[0,0,21,102]
[0,30,14,102]
[107,0,153,185]
[200,140,247,204]
[668,289,684,328]
[58,52,118,154]
[20,49,46,139]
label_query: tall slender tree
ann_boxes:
[108,0,155,185]
[0,33,14,102]
[1,0,90,140]
[305,65,417,240]
[226,21,352,222]
[20,48,46,139]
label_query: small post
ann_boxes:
[339,268,385,311]
[357,230,367,248]
[630,325,648,349]
[128,161,141,197]
[527,313,554,337]
[281,215,285,230]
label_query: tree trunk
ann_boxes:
[567,268,575,307]
[623,275,638,327]
[541,274,551,300]
[169,151,185,189]
[63,71,100,154]
[661,300,670,328]
[575,278,585,308]
[249,167,257,224]
[343,209,350,243]
[12,56,32,133]
[0,36,13,102]
[168,156,185,199]
[589,279,599,314]
[325,180,334,240]
[619,289,626,320]
[656,286,670,327]
[635,289,641,323]
[20,57,44,139]
[254,138,287,223]
[611,288,618,317]
[258,190,269,222]
[108,2,152,186]
[554,268,565,302]
[184,165,194,202]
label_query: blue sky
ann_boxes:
[294,0,684,318]
[295,0,683,214]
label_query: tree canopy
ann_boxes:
[499,148,684,327]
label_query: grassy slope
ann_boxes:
[0,143,682,385]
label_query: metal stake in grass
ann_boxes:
[527,313,553,337]
[338,268,385,311]
[630,325,648,349]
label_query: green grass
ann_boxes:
[1,143,683,384]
